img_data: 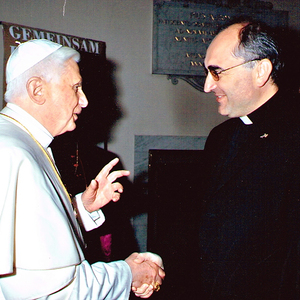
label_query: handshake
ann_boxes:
[82,159,165,298]
[125,252,165,298]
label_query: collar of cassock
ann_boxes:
[240,115,253,125]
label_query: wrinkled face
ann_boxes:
[45,58,88,136]
[204,23,258,118]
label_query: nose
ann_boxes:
[78,88,88,108]
[204,73,217,93]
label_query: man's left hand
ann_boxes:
[81,158,130,212]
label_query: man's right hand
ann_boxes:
[125,252,165,298]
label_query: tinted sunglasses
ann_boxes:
[204,59,260,81]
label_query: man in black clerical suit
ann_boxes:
[199,19,300,299]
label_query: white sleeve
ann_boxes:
[74,193,105,231]
[0,260,132,300]
[68,260,132,299]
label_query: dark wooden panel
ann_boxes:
[147,149,205,299]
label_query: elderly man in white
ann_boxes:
[0,39,164,299]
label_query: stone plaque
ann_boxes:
[152,1,288,77]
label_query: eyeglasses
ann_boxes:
[204,59,260,81]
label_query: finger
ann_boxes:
[154,275,163,286]
[133,252,154,264]
[106,170,130,183]
[139,292,153,299]
[140,285,154,299]
[110,182,124,194]
[96,158,120,179]
[133,283,149,294]
[111,192,121,202]
[134,284,154,298]
[134,252,164,269]
[133,256,145,264]
[136,289,154,298]
[150,254,164,269]
[157,267,165,279]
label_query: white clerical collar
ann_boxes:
[240,115,253,125]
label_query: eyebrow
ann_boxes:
[72,81,82,87]
[203,63,222,71]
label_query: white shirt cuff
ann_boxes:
[74,193,105,231]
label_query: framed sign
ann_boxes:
[152,1,288,90]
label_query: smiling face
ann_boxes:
[43,58,88,136]
[204,23,260,118]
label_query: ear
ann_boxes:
[26,77,46,105]
[255,59,273,87]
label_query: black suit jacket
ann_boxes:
[198,91,300,299]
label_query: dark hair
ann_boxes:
[234,21,283,85]
[217,17,283,85]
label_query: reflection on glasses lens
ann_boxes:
[210,69,219,81]
[203,66,221,81]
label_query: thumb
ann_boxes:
[82,179,98,200]
[133,253,146,264]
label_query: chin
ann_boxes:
[60,123,76,135]
[218,104,232,117]
[218,108,229,116]
[68,124,77,132]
